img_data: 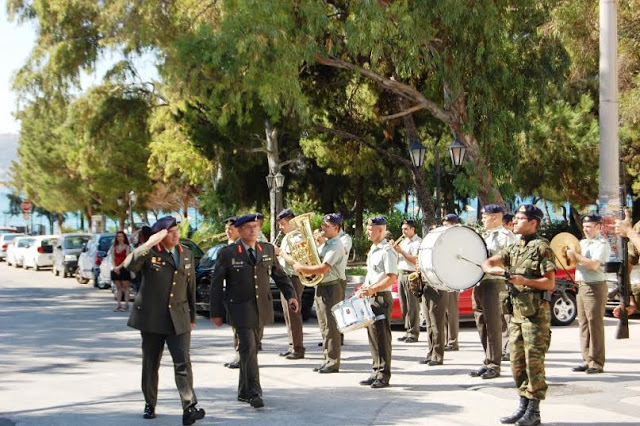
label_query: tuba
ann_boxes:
[288,212,325,286]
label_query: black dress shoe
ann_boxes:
[279,350,292,357]
[397,335,408,342]
[572,365,588,372]
[586,367,603,374]
[501,354,510,362]
[226,361,239,369]
[444,344,459,351]
[371,379,390,389]
[318,366,339,374]
[143,403,156,419]
[250,395,264,408]
[182,405,205,425]
[404,336,418,343]
[313,364,327,372]
[285,352,304,360]
[237,395,250,403]
[481,368,500,379]
[427,360,443,366]
[469,367,488,377]
[359,377,375,386]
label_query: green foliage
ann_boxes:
[188,221,220,252]
[538,219,582,242]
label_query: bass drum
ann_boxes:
[418,225,488,291]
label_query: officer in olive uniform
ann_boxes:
[125,216,206,426]
[483,205,556,426]
[357,216,398,388]
[293,213,347,373]
[210,213,299,409]
[470,205,519,380]
[566,214,611,374]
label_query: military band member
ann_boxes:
[395,219,422,343]
[357,216,398,388]
[274,209,305,360]
[503,213,515,232]
[483,205,555,426]
[210,213,299,409]
[294,213,347,373]
[124,216,206,425]
[614,210,639,317]
[501,213,515,360]
[338,216,353,297]
[443,214,460,353]
[470,205,518,380]
[566,214,611,374]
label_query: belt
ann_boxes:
[399,269,415,274]
[578,281,606,286]
[318,279,341,287]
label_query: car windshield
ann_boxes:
[2,234,22,242]
[63,236,90,249]
[199,245,223,269]
[18,238,35,247]
[98,236,115,251]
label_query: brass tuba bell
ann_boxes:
[288,212,325,286]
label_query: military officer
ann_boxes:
[210,213,299,409]
[273,208,306,360]
[357,216,398,388]
[395,219,422,343]
[125,216,206,426]
[566,214,611,374]
[293,213,347,373]
[470,205,519,380]
[483,205,555,426]
[442,214,460,351]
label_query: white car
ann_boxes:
[9,236,36,267]
[22,235,58,271]
[0,233,24,261]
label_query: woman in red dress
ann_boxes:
[111,231,132,311]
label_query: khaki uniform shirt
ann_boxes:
[277,233,296,276]
[364,239,398,292]
[319,236,347,283]
[575,234,610,283]
[397,234,421,272]
[338,230,352,258]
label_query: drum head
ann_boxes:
[430,226,487,290]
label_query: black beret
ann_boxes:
[517,204,544,221]
[151,216,177,234]
[366,215,387,226]
[401,219,416,227]
[482,204,505,214]
[277,209,294,221]
[223,216,237,225]
[582,214,603,224]
[235,213,264,227]
[503,213,514,223]
[443,213,459,223]
[323,213,343,225]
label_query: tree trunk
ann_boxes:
[353,177,364,238]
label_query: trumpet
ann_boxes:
[392,235,405,247]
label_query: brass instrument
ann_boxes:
[392,235,405,247]
[273,229,285,246]
[288,212,324,286]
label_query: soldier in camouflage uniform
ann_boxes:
[615,213,639,317]
[483,205,556,426]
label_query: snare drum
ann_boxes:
[418,225,488,291]
[331,296,378,333]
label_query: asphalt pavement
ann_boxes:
[1,262,639,425]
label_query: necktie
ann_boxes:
[248,247,257,263]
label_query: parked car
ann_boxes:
[52,233,91,278]
[0,233,24,261]
[22,235,58,270]
[10,236,36,268]
[76,233,115,285]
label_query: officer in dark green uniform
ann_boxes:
[210,213,299,409]
[482,205,555,426]
[125,216,206,426]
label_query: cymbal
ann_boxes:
[550,232,581,270]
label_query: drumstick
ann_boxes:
[456,254,483,268]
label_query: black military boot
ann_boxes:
[500,397,529,424]
[515,399,540,426]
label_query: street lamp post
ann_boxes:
[266,172,285,241]
[117,190,138,233]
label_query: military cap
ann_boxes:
[443,213,459,223]
[516,204,544,221]
[323,213,343,225]
[582,214,603,224]
[223,216,237,225]
[482,204,505,214]
[401,219,417,228]
[366,215,387,226]
[235,212,264,227]
[276,208,294,221]
[151,216,178,234]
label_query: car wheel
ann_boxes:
[550,291,577,326]
[75,268,89,284]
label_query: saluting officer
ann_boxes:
[125,216,206,426]
[210,213,299,409]
[483,205,555,426]
[567,214,611,374]
[357,216,398,389]
[395,219,422,343]
[470,205,519,380]
[293,213,347,373]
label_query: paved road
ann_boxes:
[1,262,639,425]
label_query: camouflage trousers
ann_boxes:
[509,301,551,400]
